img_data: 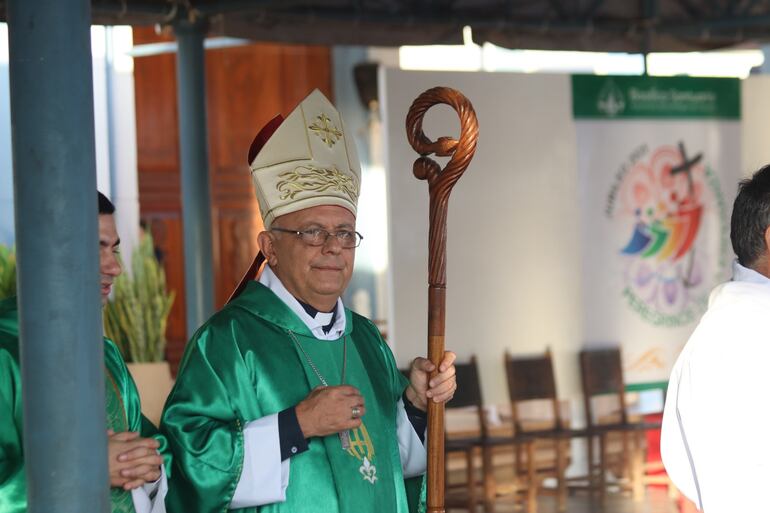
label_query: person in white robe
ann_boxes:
[661,164,770,512]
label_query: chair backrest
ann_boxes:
[452,356,484,409]
[579,347,628,427]
[504,350,562,432]
[451,355,487,436]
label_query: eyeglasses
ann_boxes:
[271,227,364,248]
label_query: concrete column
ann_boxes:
[174,17,215,336]
[106,26,141,272]
[6,0,109,511]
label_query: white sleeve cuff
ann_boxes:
[130,463,168,513]
[229,414,291,509]
[396,398,427,478]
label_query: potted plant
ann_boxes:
[104,232,175,426]
[0,245,16,301]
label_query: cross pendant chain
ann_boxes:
[288,331,350,450]
[339,430,351,450]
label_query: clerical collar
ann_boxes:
[296,299,337,334]
[258,264,346,340]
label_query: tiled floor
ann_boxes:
[447,488,679,513]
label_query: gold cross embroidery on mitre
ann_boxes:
[308,113,343,148]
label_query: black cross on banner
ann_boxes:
[670,141,703,199]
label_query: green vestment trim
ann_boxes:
[0,296,169,512]
[105,365,138,513]
[162,281,424,513]
[0,297,24,513]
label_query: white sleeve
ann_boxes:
[662,305,770,513]
[660,360,702,509]
[396,398,427,478]
[229,414,291,509]
[130,464,168,513]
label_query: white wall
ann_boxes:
[381,69,582,408]
[0,24,139,266]
[742,76,770,175]
[381,69,770,414]
[0,24,13,246]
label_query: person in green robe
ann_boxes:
[161,90,457,513]
[0,192,169,513]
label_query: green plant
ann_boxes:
[0,245,16,300]
[104,233,175,362]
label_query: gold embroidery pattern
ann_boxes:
[308,113,343,147]
[276,165,359,203]
[347,422,375,461]
[347,422,378,485]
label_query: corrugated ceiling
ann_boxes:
[3,0,770,52]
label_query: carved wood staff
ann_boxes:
[406,87,478,513]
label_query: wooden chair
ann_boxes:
[579,348,662,501]
[444,356,535,513]
[504,350,588,512]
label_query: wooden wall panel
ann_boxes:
[143,216,187,373]
[215,208,263,306]
[132,27,332,370]
[134,28,186,373]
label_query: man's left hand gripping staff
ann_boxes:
[405,351,458,411]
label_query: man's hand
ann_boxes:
[108,430,163,490]
[295,385,366,439]
[405,351,457,412]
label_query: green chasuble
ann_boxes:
[0,296,169,513]
[162,281,423,513]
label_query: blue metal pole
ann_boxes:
[6,0,109,512]
[174,17,215,336]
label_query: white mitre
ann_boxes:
[248,89,361,228]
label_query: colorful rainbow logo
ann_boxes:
[621,200,702,262]
[614,142,726,324]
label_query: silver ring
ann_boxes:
[351,406,361,419]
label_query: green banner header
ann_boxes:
[572,75,741,119]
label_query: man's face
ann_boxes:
[264,205,356,311]
[99,214,122,305]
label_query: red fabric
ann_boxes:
[645,412,665,485]
[645,412,663,464]
[247,114,284,165]
[226,252,266,304]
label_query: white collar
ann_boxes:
[732,260,770,285]
[708,259,770,307]
[258,265,346,340]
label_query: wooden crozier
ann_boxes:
[405,87,478,513]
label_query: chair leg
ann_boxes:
[599,433,607,502]
[466,447,477,512]
[631,432,644,502]
[556,438,567,512]
[482,446,496,513]
[526,441,538,513]
[622,431,631,483]
[586,434,596,496]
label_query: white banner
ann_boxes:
[575,76,741,385]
